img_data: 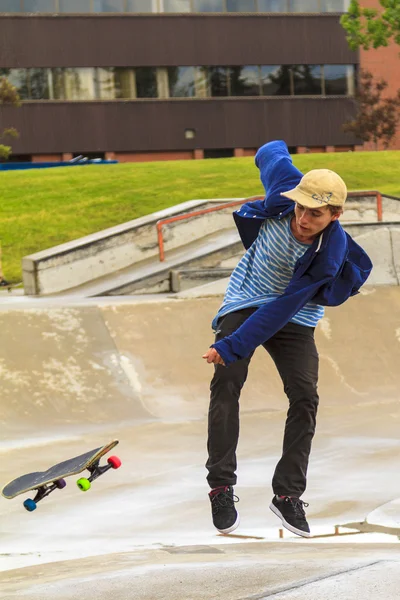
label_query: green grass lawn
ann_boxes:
[1,149,399,283]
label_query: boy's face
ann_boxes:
[293,202,342,243]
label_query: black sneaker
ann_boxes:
[269,495,311,538]
[209,485,240,534]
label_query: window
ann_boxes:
[230,66,260,96]
[0,69,29,99]
[52,68,65,100]
[292,65,322,95]
[126,0,155,11]
[193,0,225,11]
[257,0,288,11]
[163,0,190,12]
[95,67,140,99]
[23,0,55,11]
[288,0,319,12]
[207,67,230,97]
[168,67,196,97]
[114,68,136,98]
[28,68,50,99]
[59,0,92,11]
[194,67,208,97]
[94,67,119,99]
[136,67,158,98]
[324,64,354,95]
[0,0,22,11]
[321,0,347,12]
[93,0,125,11]
[65,68,96,100]
[226,0,257,11]
[261,65,291,95]
[51,68,96,100]
[6,64,357,101]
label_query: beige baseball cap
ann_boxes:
[281,169,347,209]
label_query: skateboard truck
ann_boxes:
[24,479,67,512]
[76,456,121,492]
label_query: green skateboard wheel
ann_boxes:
[77,478,91,491]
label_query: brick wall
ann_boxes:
[359,0,400,150]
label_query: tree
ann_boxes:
[342,69,400,149]
[341,0,400,50]
[0,76,21,160]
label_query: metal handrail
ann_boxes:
[156,196,263,261]
[347,190,383,222]
[156,191,383,262]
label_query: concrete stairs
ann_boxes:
[57,228,242,297]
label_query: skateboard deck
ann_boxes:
[2,440,120,511]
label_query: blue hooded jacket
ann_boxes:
[211,140,373,366]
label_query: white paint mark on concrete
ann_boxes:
[318,318,332,340]
[320,355,367,396]
[119,354,143,394]
[41,331,61,341]
[88,360,106,371]
[359,287,376,296]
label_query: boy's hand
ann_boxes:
[202,348,225,366]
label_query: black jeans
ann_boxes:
[206,307,319,497]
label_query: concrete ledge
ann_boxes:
[353,227,400,285]
[22,198,243,295]
[170,268,232,293]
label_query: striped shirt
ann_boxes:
[212,213,324,330]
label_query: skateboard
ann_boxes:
[1,440,121,512]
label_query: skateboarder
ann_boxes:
[203,140,372,538]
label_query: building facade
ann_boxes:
[0,0,380,162]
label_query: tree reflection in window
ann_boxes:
[230,66,260,96]
[136,67,158,98]
[29,68,50,100]
[168,67,196,97]
[261,65,292,95]
[51,68,96,100]
[207,67,229,96]
[292,65,322,95]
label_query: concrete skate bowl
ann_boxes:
[1,285,400,595]
[1,288,400,505]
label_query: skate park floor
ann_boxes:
[1,286,400,599]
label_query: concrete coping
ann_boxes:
[24,198,243,262]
